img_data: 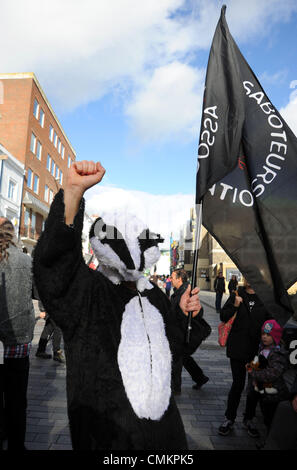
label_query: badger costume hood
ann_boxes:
[89,211,164,291]
[89,212,172,421]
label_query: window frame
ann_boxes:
[33,98,39,119]
[47,154,51,171]
[36,140,42,160]
[49,189,54,204]
[33,174,39,194]
[44,184,49,203]
[39,108,45,127]
[49,124,54,142]
[24,208,30,227]
[8,179,16,200]
[27,168,33,189]
[30,132,37,154]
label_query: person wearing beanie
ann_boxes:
[244,319,290,442]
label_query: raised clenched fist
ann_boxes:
[66,161,106,195]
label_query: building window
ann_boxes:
[44,185,49,202]
[55,165,59,180]
[47,154,51,171]
[51,160,55,176]
[39,108,45,127]
[54,131,58,148]
[27,169,33,189]
[68,156,71,168]
[8,179,16,200]
[61,145,65,159]
[33,174,39,194]
[49,125,54,142]
[49,189,54,204]
[24,208,30,237]
[36,140,42,160]
[33,99,39,119]
[58,138,61,154]
[31,211,36,239]
[6,209,17,228]
[59,171,63,185]
[30,132,36,154]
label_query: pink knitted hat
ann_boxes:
[262,319,283,345]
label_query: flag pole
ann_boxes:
[186,201,202,343]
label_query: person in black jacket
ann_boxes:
[214,271,225,312]
[228,275,238,295]
[170,269,209,394]
[218,279,270,437]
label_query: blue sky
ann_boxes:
[1,0,297,245]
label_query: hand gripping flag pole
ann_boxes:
[186,202,202,344]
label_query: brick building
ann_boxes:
[0,73,76,252]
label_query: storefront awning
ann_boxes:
[23,191,49,217]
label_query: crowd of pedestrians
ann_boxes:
[1,205,297,451]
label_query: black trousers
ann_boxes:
[245,388,279,430]
[215,292,223,311]
[225,358,259,422]
[172,354,205,392]
[3,356,29,450]
[0,365,5,443]
[38,316,62,353]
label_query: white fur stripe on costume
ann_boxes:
[117,296,172,420]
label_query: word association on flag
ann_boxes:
[198,81,289,208]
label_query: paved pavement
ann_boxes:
[8,291,266,450]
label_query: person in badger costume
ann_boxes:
[33,161,204,450]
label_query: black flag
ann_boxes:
[196,6,297,325]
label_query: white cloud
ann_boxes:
[0,0,188,109]
[223,0,297,41]
[85,185,194,249]
[1,0,297,141]
[259,70,288,86]
[125,62,205,142]
[279,86,297,136]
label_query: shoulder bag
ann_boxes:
[218,313,237,347]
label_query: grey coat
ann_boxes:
[0,244,35,346]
